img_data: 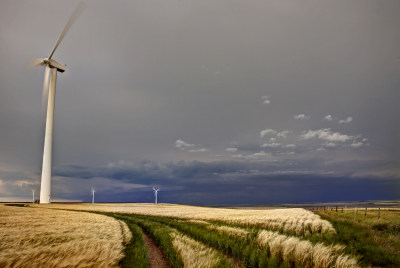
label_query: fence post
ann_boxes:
[365,207,367,216]
[342,207,343,213]
[378,208,380,219]
[355,207,357,214]
[336,206,338,212]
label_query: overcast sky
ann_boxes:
[0,0,399,204]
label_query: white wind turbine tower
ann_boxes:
[31,3,86,204]
[153,187,160,204]
[31,189,35,203]
[90,186,96,204]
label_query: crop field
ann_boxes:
[314,209,400,267]
[0,204,130,267]
[30,203,336,235]
[2,203,398,267]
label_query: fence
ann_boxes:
[310,206,384,219]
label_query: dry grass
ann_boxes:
[315,209,400,267]
[34,203,335,235]
[208,225,249,238]
[0,204,128,268]
[118,220,133,245]
[257,230,358,268]
[186,219,210,225]
[171,231,227,268]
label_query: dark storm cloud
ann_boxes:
[1,0,399,202]
[50,160,400,204]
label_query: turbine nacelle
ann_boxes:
[43,58,66,73]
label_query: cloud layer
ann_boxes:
[0,0,399,203]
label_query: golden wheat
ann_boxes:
[34,203,335,235]
[186,219,210,225]
[257,230,359,268]
[334,254,358,268]
[171,231,227,268]
[0,205,128,268]
[118,220,132,245]
[208,225,249,238]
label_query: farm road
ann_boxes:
[143,233,169,268]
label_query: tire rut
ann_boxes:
[143,233,169,268]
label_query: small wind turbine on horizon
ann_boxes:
[31,189,35,203]
[31,3,86,204]
[153,187,160,204]
[90,186,95,204]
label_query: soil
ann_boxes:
[143,233,169,268]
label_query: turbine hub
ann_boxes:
[43,58,66,73]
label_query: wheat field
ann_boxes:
[2,203,367,267]
[193,220,357,267]
[171,231,228,267]
[32,203,335,235]
[257,230,357,268]
[0,204,129,268]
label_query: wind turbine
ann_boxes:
[90,186,96,204]
[31,3,85,204]
[31,189,35,203]
[153,187,160,204]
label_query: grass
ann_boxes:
[171,231,234,268]
[118,221,148,268]
[111,213,184,268]
[111,213,358,267]
[159,215,358,267]
[124,214,291,267]
[257,230,357,268]
[110,213,235,268]
[313,209,400,267]
[0,204,126,267]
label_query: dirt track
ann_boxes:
[143,233,169,268]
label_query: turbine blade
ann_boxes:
[28,58,44,69]
[48,2,86,59]
[41,66,51,117]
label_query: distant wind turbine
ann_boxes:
[31,3,86,204]
[91,186,96,204]
[31,189,35,203]
[153,187,160,204]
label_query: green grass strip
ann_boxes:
[90,212,148,268]
[112,213,184,268]
[118,221,148,268]
[132,214,289,268]
[313,210,400,267]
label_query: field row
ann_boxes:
[3,204,398,267]
[107,213,359,268]
[31,203,336,236]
